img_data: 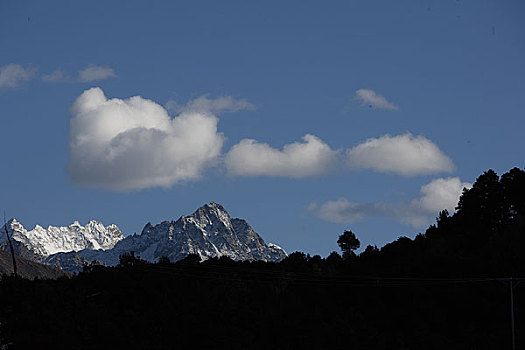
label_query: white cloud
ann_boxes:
[355,89,398,110]
[78,65,116,82]
[167,95,255,115]
[413,177,472,214]
[0,64,37,89]
[225,134,339,178]
[312,199,417,225]
[311,177,472,228]
[225,132,453,179]
[313,199,385,223]
[346,133,455,176]
[41,68,70,83]
[66,87,224,191]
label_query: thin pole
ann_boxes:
[3,212,17,277]
[510,277,515,350]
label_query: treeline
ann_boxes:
[0,168,524,349]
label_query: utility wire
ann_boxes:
[126,264,525,287]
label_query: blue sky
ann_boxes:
[1,0,524,256]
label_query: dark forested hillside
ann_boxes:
[1,167,524,350]
[0,250,68,280]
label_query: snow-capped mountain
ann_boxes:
[45,202,287,273]
[0,219,124,261]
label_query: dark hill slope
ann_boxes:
[353,167,525,278]
[0,251,68,279]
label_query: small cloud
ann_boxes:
[66,87,224,191]
[166,94,255,115]
[306,202,318,211]
[355,88,398,110]
[311,198,381,224]
[0,64,37,89]
[225,134,339,178]
[78,65,116,82]
[346,133,455,176]
[310,177,472,228]
[41,68,70,83]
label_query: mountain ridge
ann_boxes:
[2,202,286,273]
[1,218,123,261]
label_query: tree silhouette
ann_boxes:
[118,251,146,267]
[326,251,342,264]
[360,244,379,260]
[337,230,360,259]
[456,169,503,230]
[157,256,171,265]
[501,167,525,221]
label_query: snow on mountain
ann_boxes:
[45,202,288,273]
[0,219,124,261]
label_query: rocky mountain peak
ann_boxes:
[43,203,287,273]
[182,202,233,232]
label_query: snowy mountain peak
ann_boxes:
[1,219,124,259]
[44,203,288,273]
[70,221,81,227]
[139,202,286,263]
[208,201,228,213]
[6,218,22,231]
[186,202,233,231]
[196,201,229,218]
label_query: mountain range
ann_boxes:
[1,202,287,273]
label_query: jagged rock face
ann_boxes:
[0,219,124,261]
[45,202,287,273]
[152,203,286,262]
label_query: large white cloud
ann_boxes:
[225,134,339,178]
[66,87,224,191]
[355,89,398,110]
[346,133,455,176]
[311,177,472,228]
[0,64,37,89]
[78,65,116,82]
